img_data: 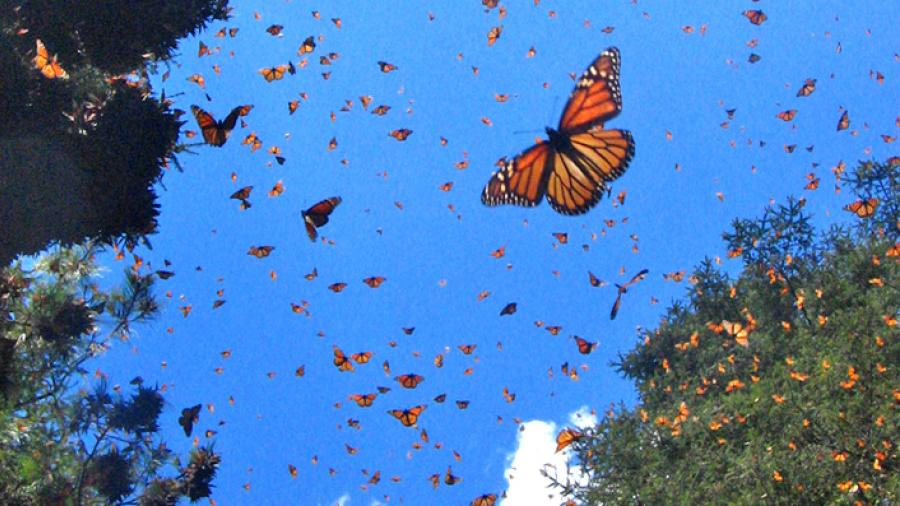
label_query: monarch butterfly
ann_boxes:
[844,198,879,218]
[328,282,347,293]
[363,276,386,288]
[33,39,68,79]
[247,245,274,258]
[230,185,252,201]
[500,302,517,315]
[395,373,425,389]
[298,36,316,55]
[722,320,750,347]
[471,494,497,506]
[266,24,283,36]
[776,110,797,121]
[351,351,373,364]
[389,128,413,141]
[458,344,476,355]
[302,196,342,241]
[333,346,354,372]
[444,466,462,485]
[377,61,398,73]
[574,336,597,354]
[455,400,470,409]
[178,404,202,437]
[349,393,376,407]
[553,232,569,244]
[555,427,583,452]
[388,405,425,427]
[796,78,817,97]
[836,110,850,131]
[259,64,290,82]
[191,105,251,147]
[433,393,447,403]
[610,268,649,320]
[588,271,605,287]
[743,9,767,25]
[487,25,503,46]
[481,48,634,215]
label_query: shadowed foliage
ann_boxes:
[0,0,230,265]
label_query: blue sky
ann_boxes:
[90,1,898,504]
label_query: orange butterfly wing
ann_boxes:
[545,128,634,215]
[555,427,583,452]
[557,49,623,134]
[481,143,552,208]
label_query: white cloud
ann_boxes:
[500,406,594,506]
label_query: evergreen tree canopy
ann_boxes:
[555,160,899,505]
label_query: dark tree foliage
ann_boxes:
[0,246,219,505]
[0,1,230,265]
[556,160,899,505]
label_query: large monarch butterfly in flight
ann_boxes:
[302,196,342,241]
[191,105,252,147]
[481,47,634,215]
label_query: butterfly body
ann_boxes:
[482,48,634,215]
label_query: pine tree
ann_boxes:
[1,246,219,505]
[556,160,899,505]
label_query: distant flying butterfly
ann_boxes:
[388,405,425,427]
[247,245,274,258]
[395,373,425,389]
[259,64,290,82]
[574,336,597,354]
[378,61,398,73]
[796,78,817,97]
[481,48,634,215]
[191,105,251,147]
[178,404,202,437]
[610,268,649,319]
[363,276,386,288]
[836,110,850,131]
[743,9,767,25]
[302,197,342,241]
[471,494,497,506]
